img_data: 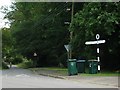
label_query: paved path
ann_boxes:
[1,66,118,88]
[65,75,119,87]
[31,68,119,88]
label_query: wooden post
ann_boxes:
[69,2,74,59]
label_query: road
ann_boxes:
[1,65,118,88]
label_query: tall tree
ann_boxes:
[4,2,72,67]
[2,28,15,63]
[72,2,120,70]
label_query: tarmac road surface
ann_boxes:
[1,65,118,88]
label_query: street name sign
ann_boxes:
[85,40,105,45]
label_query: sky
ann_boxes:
[0,0,13,29]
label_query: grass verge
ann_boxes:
[30,67,68,76]
[30,67,120,76]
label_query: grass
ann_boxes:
[30,67,120,76]
[30,67,68,76]
[17,61,33,69]
[17,63,26,68]
[79,68,120,76]
[80,71,119,76]
[30,67,67,72]
[17,63,31,69]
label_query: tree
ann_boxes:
[72,2,120,70]
[2,28,15,63]
[4,2,72,67]
[4,2,119,70]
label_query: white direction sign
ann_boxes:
[85,40,105,45]
[64,45,71,52]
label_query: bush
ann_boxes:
[12,57,23,64]
[2,62,9,69]
[18,60,33,69]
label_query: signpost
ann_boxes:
[64,44,71,59]
[85,34,106,72]
[33,52,37,67]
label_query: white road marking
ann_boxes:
[15,74,30,77]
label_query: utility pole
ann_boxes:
[64,1,74,59]
[69,2,74,59]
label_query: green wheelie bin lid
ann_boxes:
[77,60,85,62]
[68,59,76,62]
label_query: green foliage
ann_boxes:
[72,2,120,70]
[2,62,9,69]
[2,28,17,64]
[4,2,70,67]
[12,55,23,64]
[2,28,14,57]
[18,59,33,69]
[3,2,120,70]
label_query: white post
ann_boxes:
[97,49,100,71]
[96,34,100,72]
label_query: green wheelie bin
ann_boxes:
[77,60,86,73]
[88,60,98,74]
[67,59,78,76]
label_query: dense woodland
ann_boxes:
[1,2,120,70]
